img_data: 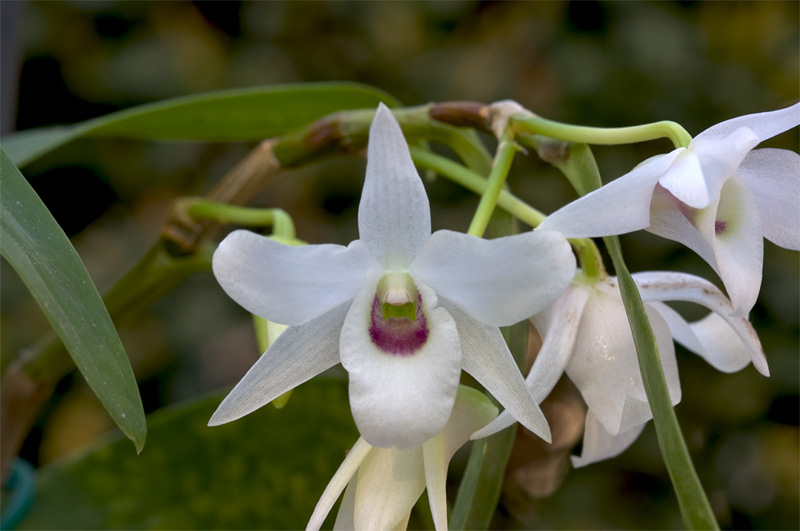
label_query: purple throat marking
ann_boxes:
[369,294,429,356]
[715,220,727,234]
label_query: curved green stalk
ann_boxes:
[176,198,296,240]
[512,113,692,149]
[411,148,543,226]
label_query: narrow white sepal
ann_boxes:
[471,284,591,440]
[649,302,752,373]
[307,438,372,531]
[444,301,552,443]
[208,302,349,426]
[537,150,680,238]
[634,271,769,375]
[359,103,431,270]
[697,102,800,146]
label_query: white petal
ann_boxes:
[353,446,425,531]
[697,103,800,145]
[707,176,764,317]
[657,148,711,209]
[340,278,462,450]
[571,411,646,468]
[633,271,769,375]
[738,148,800,250]
[677,103,800,208]
[649,302,752,373]
[648,178,764,317]
[359,103,431,270]
[213,230,376,326]
[442,301,551,443]
[411,230,576,326]
[208,302,349,426]
[307,438,372,531]
[567,282,680,435]
[527,285,592,403]
[648,185,719,269]
[537,150,681,238]
[687,127,759,208]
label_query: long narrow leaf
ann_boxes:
[0,147,146,452]
[2,82,399,167]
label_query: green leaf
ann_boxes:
[17,379,359,530]
[604,236,718,530]
[2,82,399,167]
[0,147,146,452]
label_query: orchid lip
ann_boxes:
[369,294,429,356]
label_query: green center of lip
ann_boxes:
[377,272,419,322]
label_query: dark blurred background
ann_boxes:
[1,1,798,529]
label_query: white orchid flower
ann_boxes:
[306,385,497,531]
[539,103,800,316]
[209,103,576,449]
[472,271,767,466]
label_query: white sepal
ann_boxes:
[359,103,431,270]
[209,302,349,426]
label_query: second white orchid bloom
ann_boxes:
[539,103,800,316]
[306,385,498,531]
[209,103,576,449]
[473,271,767,466]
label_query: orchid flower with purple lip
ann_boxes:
[208,103,576,449]
[472,271,767,466]
[306,385,497,531]
[539,103,800,317]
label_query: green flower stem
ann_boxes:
[511,113,692,149]
[410,147,543,226]
[552,144,718,530]
[409,147,605,280]
[466,131,519,238]
[174,198,296,239]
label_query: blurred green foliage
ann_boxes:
[1,1,797,529]
[18,379,358,530]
